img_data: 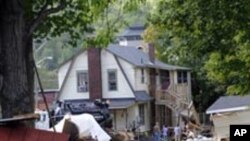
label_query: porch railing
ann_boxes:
[155,83,189,111]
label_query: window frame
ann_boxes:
[76,70,89,93]
[141,68,145,84]
[139,104,145,125]
[177,71,188,84]
[160,70,170,89]
[108,69,118,91]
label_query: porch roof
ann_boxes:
[134,91,153,102]
[108,98,135,109]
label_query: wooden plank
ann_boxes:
[0,127,11,141]
[53,132,69,141]
[8,127,27,141]
[37,130,54,141]
[23,128,40,141]
[0,113,40,124]
[0,126,69,141]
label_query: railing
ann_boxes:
[155,84,201,125]
[155,83,190,111]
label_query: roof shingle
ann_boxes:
[107,44,191,70]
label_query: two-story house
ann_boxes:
[56,25,195,132]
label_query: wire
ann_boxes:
[33,60,56,132]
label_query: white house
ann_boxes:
[206,95,250,141]
[57,25,194,132]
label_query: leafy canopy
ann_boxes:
[145,0,250,111]
[27,0,145,47]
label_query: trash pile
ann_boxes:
[49,113,111,141]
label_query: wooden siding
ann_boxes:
[155,71,191,107]
[101,50,134,99]
[0,127,69,141]
[212,110,250,140]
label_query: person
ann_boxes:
[174,125,181,141]
[153,122,161,141]
[54,100,63,121]
[162,125,168,141]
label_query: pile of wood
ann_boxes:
[107,129,135,141]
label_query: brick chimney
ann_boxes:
[88,47,102,100]
[148,43,155,63]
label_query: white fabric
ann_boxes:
[50,113,111,141]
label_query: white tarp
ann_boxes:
[50,113,111,141]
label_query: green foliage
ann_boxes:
[146,0,250,111]
[30,0,146,89]
[37,68,58,89]
[30,0,145,47]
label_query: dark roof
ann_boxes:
[108,98,135,109]
[206,95,250,114]
[107,44,191,70]
[118,24,145,37]
[58,44,191,71]
[135,91,153,102]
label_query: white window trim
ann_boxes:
[107,69,118,91]
[141,68,145,84]
[76,70,89,93]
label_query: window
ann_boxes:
[139,104,145,125]
[77,71,88,92]
[141,68,145,83]
[177,71,187,83]
[108,70,117,91]
[160,70,170,89]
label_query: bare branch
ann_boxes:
[27,0,66,37]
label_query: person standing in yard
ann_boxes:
[174,125,181,141]
[162,125,168,141]
[153,122,161,141]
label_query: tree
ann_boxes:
[0,0,143,120]
[144,0,250,112]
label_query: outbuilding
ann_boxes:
[206,95,250,141]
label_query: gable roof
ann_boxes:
[107,44,191,70]
[58,44,191,72]
[206,95,250,114]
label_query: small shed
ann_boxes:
[206,95,250,141]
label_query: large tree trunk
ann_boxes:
[0,0,34,121]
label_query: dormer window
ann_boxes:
[119,37,127,46]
